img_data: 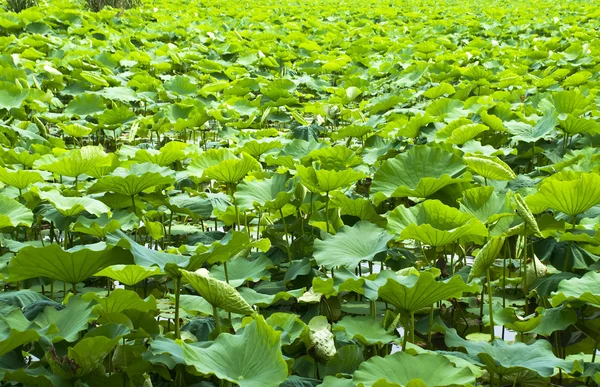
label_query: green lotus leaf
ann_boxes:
[506,111,558,143]
[83,289,157,314]
[0,307,43,357]
[377,271,478,314]
[64,93,106,116]
[491,307,542,333]
[530,306,577,335]
[98,104,135,127]
[0,196,33,228]
[551,271,600,307]
[88,162,176,196]
[0,167,44,190]
[312,267,365,297]
[182,314,287,387]
[31,295,97,342]
[235,173,294,211]
[47,336,119,379]
[238,287,305,307]
[107,230,189,270]
[304,145,363,171]
[514,193,542,236]
[202,152,261,184]
[7,243,132,284]
[210,255,274,287]
[94,264,162,286]
[333,315,397,346]
[332,123,373,140]
[38,189,110,217]
[36,146,111,178]
[527,172,600,217]
[443,123,489,145]
[314,221,392,270]
[59,123,93,138]
[541,90,591,117]
[463,154,516,181]
[371,146,469,203]
[296,164,365,193]
[180,269,254,315]
[387,200,488,246]
[458,186,514,224]
[265,312,308,346]
[468,236,505,281]
[240,139,282,159]
[424,83,455,99]
[353,351,475,387]
[187,148,237,178]
[132,141,188,166]
[0,289,50,307]
[0,81,29,110]
[72,214,121,238]
[169,193,213,219]
[329,191,387,227]
[444,326,575,378]
[188,230,253,270]
[559,115,600,135]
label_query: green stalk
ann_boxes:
[174,276,181,339]
[325,191,330,233]
[563,216,578,272]
[410,311,415,344]
[213,305,221,336]
[487,268,495,341]
[279,208,292,262]
[428,305,434,349]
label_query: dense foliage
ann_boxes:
[1,0,600,386]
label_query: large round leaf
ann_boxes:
[182,314,287,387]
[551,271,600,307]
[353,351,475,387]
[88,163,175,196]
[38,189,110,217]
[36,146,111,178]
[0,167,45,190]
[202,152,261,183]
[371,146,469,203]
[296,165,365,193]
[234,173,294,211]
[7,244,132,284]
[180,269,254,314]
[0,196,33,228]
[314,221,392,270]
[378,271,478,314]
[94,265,162,286]
[333,316,397,346]
[387,200,488,246]
[527,172,600,216]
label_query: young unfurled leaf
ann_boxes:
[180,269,254,315]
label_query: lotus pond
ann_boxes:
[1,0,600,386]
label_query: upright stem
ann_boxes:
[174,276,181,339]
[487,268,495,341]
[223,261,230,283]
[213,305,221,336]
[563,216,578,272]
[428,305,434,348]
[325,191,330,233]
[410,311,415,344]
[279,208,292,262]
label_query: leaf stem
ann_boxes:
[486,268,495,342]
[174,276,181,339]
